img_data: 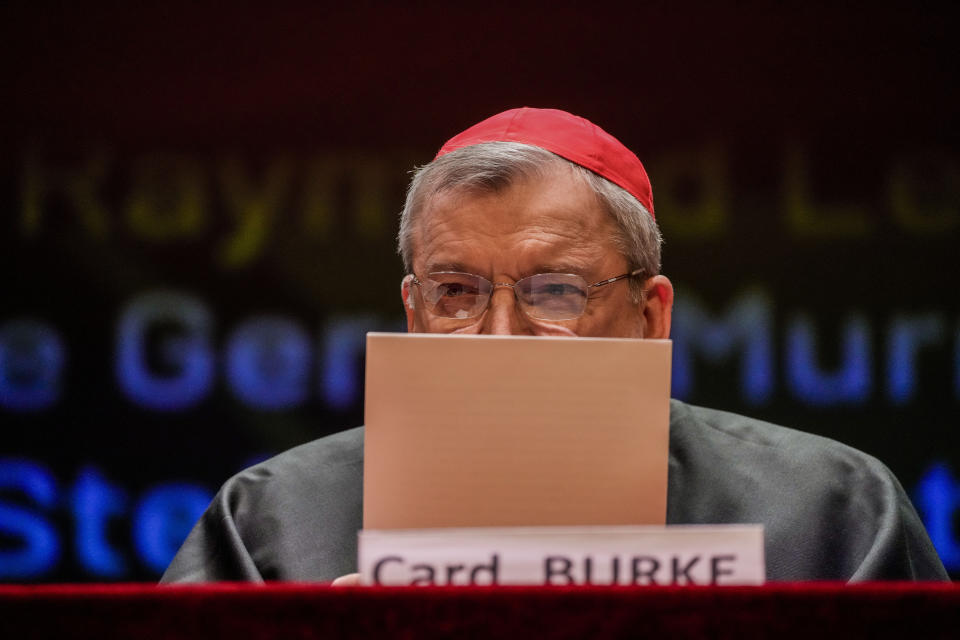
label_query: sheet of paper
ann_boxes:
[363,333,671,529]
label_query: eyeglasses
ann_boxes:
[411,269,645,321]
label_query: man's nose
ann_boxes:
[480,286,530,335]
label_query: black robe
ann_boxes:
[161,400,947,582]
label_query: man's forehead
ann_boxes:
[412,169,616,272]
[418,166,602,233]
[423,258,593,276]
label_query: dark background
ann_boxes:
[1,3,958,582]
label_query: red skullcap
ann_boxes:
[435,107,654,217]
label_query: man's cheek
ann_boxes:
[449,320,483,335]
[414,310,465,334]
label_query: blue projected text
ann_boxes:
[0,459,211,580]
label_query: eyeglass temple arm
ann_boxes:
[589,268,646,289]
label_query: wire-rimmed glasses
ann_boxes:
[410,269,645,321]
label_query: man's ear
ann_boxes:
[401,275,416,332]
[641,275,673,339]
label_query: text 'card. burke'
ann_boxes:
[359,525,765,586]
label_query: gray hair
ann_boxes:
[397,142,662,302]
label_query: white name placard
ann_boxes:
[359,525,765,586]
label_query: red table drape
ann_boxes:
[2,583,958,639]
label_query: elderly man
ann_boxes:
[162,108,947,583]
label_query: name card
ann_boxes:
[359,525,765,586]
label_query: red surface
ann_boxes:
[1,583,958,639]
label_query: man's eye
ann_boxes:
[537,283,581,297]
[439,283,473,297]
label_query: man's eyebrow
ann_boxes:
[528,262,588,275]
[423,261,474,274]
[422,261,589,276]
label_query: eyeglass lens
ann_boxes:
[419,272,589,321]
